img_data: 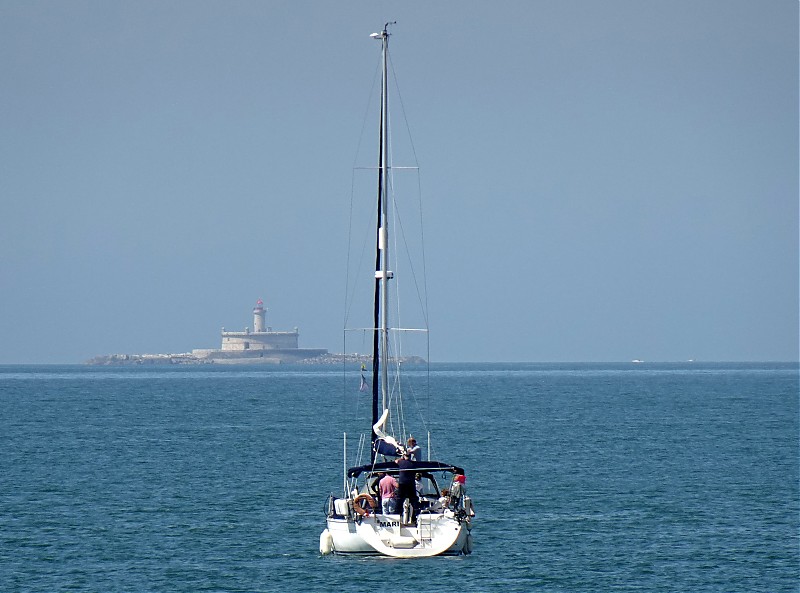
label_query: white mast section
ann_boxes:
[376,24,394,414]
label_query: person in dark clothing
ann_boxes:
[395,454,419,522]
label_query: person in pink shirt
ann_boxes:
[378,471,398,514]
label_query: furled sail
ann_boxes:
[373,409,402,457]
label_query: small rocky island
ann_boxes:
[88,299,326,365]
[86,299,424,366]
[85,352,425,366]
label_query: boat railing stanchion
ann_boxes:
[427,430,431,460]
[343,432,347,497]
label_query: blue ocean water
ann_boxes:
[0,362,797,592]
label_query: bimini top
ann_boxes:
[347,460,465,479]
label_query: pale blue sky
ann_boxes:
[0,0,797,363]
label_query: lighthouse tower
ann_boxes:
[211,298,319,357]
[253,299,266,333]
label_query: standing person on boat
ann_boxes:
[406,437,421,461]
[449,472,467,509]
[396,454,419,521]
[378,471,398,514]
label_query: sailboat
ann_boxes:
[319,24,474,558]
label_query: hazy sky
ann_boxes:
[1,0,797,363]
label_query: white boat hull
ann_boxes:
[323,512,471,557]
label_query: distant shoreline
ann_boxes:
[85,352,426,366]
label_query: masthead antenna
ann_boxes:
[370,21,396,39]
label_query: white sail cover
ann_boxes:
[373,409,403,452]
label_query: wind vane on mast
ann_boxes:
[370,21,396,39]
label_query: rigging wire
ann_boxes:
[341,32,438,466]
[342,55,385,468]
[387,52,430,333]
[388,49,433,446]
[344,57,382,331]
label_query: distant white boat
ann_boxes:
[632,359,644,364]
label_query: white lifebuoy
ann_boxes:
[353,493,378,517]
[320,529,333,555]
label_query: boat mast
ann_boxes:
[370,22,394,462]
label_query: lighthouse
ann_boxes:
[218,299,307,354]
[253,299,266,333]
[197,298,325,360]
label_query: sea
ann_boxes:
[1,362,797,592]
